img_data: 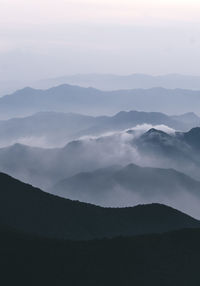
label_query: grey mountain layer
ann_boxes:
[0,110,199,147]
[1,128,200,217]
[1,84,200,119]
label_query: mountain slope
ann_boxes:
[0,172,200,240]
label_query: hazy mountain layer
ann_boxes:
[1,84,200,119]
[3,73,200,97]
[1,127,200,217]
[135,128,200,179]
[34,73,200,91]
[0,110,199,148]
[51,164,200,218]
[0,127,200,186]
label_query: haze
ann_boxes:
[0,0,200,82]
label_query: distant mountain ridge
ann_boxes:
[34,73,200,91]
[3,73,200,97]
[1,84,200,119]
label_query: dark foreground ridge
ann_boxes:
[1,172,200,240]
[1,226,200,285]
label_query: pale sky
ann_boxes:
[0,0,200,81]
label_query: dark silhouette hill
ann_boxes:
[1,226,200,285]
[0,172,200,240]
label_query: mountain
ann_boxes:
[0,127,200,218]
[0,110,199,148]
[1,172,200,240]
[0,112,97,147]
[0,79,27,97]
[77,110,200,137]
[177,127,200,150]
[1,84,200,119]
[135,128,200,179]
[51,163,200,218]
[2,73,200,96]
[172,112,200,126]
[1,226,200,285]
[1,127,200,191]
[34,73,200,91]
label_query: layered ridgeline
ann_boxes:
[0,127,200,217]
[1,127,200,186]
[50,164,200,217]
[1,84,200,119]
[0,172,200,240]
[34,73,200,90]
[0,110,199,147]
[3,73,200,96]
[1,227,200,285]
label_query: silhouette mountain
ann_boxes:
[1,172,200,240]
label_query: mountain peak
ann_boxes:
[145,128,168,136]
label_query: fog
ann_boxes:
[0,0,200,91]
[0,124,175,185]
[0,119,199,218]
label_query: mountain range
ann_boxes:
[0,127,200,186]
[3,73,200,97]
[0,127,200,217]
[0,110,199,147]
[1,73,200,285]
[50,163,200,218]
[32,73,200,91]
[1,84,200,119]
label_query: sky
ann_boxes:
[0,0,200,81]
